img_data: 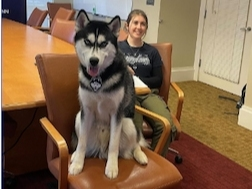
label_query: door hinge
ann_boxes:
[199,59,201,67]
[204,10,207,19]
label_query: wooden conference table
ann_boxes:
[2,18,75,111]
[2,18,75,175]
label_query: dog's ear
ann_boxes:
[75,9,90,32]
[108,15,121,37]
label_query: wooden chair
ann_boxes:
[146,43,184,163]
[35,53,182,189]
[51,19,75,44]
[47,2,72,26]
[118,28,128,41]
[27,7,48,27]
[38,7,75,34]
[118,32,184,163]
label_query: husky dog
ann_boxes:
[68,9,148,179]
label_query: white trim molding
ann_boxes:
[238,105,252,131]
[171,66,195,82]
[193,0,206,81]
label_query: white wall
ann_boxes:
[88,0,161,43]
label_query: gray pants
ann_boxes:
[134,90,177,157]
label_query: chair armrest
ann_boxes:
[170,82,184,122]
[40,117,69,189]
[135,105,171,155]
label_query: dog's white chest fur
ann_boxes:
[79,87,124,123]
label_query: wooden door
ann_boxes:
[199,0,252,95]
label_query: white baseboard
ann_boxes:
[238,105,252,130]
[171,66,195,82]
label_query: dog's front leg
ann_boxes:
[105,115,122,179]
[69,110,94,175]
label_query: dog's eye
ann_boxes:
[84,39,92,46]
[99,41,108,48]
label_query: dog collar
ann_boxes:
[90,76,102,92]
[80,64,103,92]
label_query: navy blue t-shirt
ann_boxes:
[118,40,163,89]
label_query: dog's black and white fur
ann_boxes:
[68,9,148,179]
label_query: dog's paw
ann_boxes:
[134,147,148,165]
[105,162,118,179]
[70,151,76,163]
[69,152,84,175]
[69,161,84,175]
[136,151,148,165]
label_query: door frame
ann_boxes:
[194,0,252,95]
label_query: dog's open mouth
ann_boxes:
[89,66,99,77]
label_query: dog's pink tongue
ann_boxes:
[89,67,99,77]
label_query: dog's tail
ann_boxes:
[139,132,150,148]
[71,131,78,152]
[71,111,81,153]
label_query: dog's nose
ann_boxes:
[90,57,99,66]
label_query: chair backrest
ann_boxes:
[35,54,80,161]
[151,43,172,104]
[51,19,75,44]
[118,29,128,41]
[50,7,75,33]
[47,2,72,25]
[27,7,48,27]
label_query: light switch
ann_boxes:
[146,0,155,5]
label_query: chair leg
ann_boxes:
[168,147,183,164]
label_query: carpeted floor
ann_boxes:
[5,81,252,188]
[168,81,252,172]
[9,132,252,189]
[167,132,252,189]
